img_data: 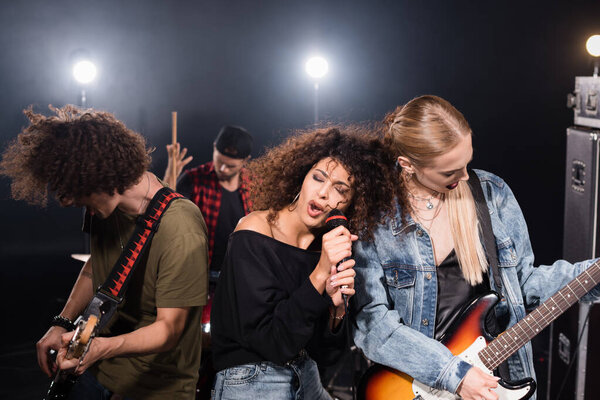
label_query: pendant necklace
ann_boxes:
[412,194,445,232]
[407,190,439,210]
[115,216,124,250]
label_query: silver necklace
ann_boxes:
[412,196,445,231]
[411,193,445,220]
[410,198,442,212]
[407,190,439,210]
[115,216,124,250]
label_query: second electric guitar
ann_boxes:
[357,258,600,400]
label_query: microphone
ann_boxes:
[325,209,350,306]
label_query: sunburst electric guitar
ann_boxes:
[44,314,100,400]
[357,260,600,400]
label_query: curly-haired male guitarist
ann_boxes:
[1,105,208,400]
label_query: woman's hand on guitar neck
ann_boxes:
[457,366,500,400]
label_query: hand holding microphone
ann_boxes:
[322,209,357,309]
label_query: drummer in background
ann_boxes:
[164,125,253,279]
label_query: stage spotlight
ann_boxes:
[305,57,329,79]
[73,60,97,84]
[586,35,600,77]
[586,35,600,57]
[305,56,329,125]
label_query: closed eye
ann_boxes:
[336,186,350,195]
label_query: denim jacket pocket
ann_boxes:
[497,238,518,267]
[496,238,523,306]
[383,265,416,325]
[223,364,261,385]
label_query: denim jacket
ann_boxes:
[352,169,600,397]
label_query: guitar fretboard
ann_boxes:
[479,260,600,370]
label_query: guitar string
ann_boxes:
[487,267,600,367]
[483,283,588,368]
[485,266,599,364]
[402,265,600,394]
[480,264,600,368]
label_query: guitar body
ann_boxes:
[357,293,536,400]
[45,374,79,400]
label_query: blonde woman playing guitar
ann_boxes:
[352,95,600,400]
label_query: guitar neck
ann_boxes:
[479,260,600,370]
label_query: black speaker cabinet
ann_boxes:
[547,126,600,400]
[562,126,600,262]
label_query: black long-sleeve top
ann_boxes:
[211,230,347,372]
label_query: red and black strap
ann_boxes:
[81,187,183,330]
[98,187,183,301]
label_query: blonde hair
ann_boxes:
[385,95,488,285]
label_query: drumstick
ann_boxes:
[171,111,177,189]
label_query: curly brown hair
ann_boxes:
[248,126,408,239]
[0,105,151,206]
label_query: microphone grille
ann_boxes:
[325,209,348,229]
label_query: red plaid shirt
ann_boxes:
[184,161,252,264]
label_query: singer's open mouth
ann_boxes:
[307,201,324,217]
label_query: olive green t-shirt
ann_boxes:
[88,198,208,400]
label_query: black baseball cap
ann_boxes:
[214,125,253,159]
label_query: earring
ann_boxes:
[403,170,413,182]
[288,191,301,211]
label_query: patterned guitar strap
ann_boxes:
[81,186,184,329]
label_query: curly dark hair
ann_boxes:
[248,126,408,240]
[0,105,151,206]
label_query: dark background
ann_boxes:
[1,0,599,398]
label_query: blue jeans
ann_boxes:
[211,354,331,400]
[68,371,133,400]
